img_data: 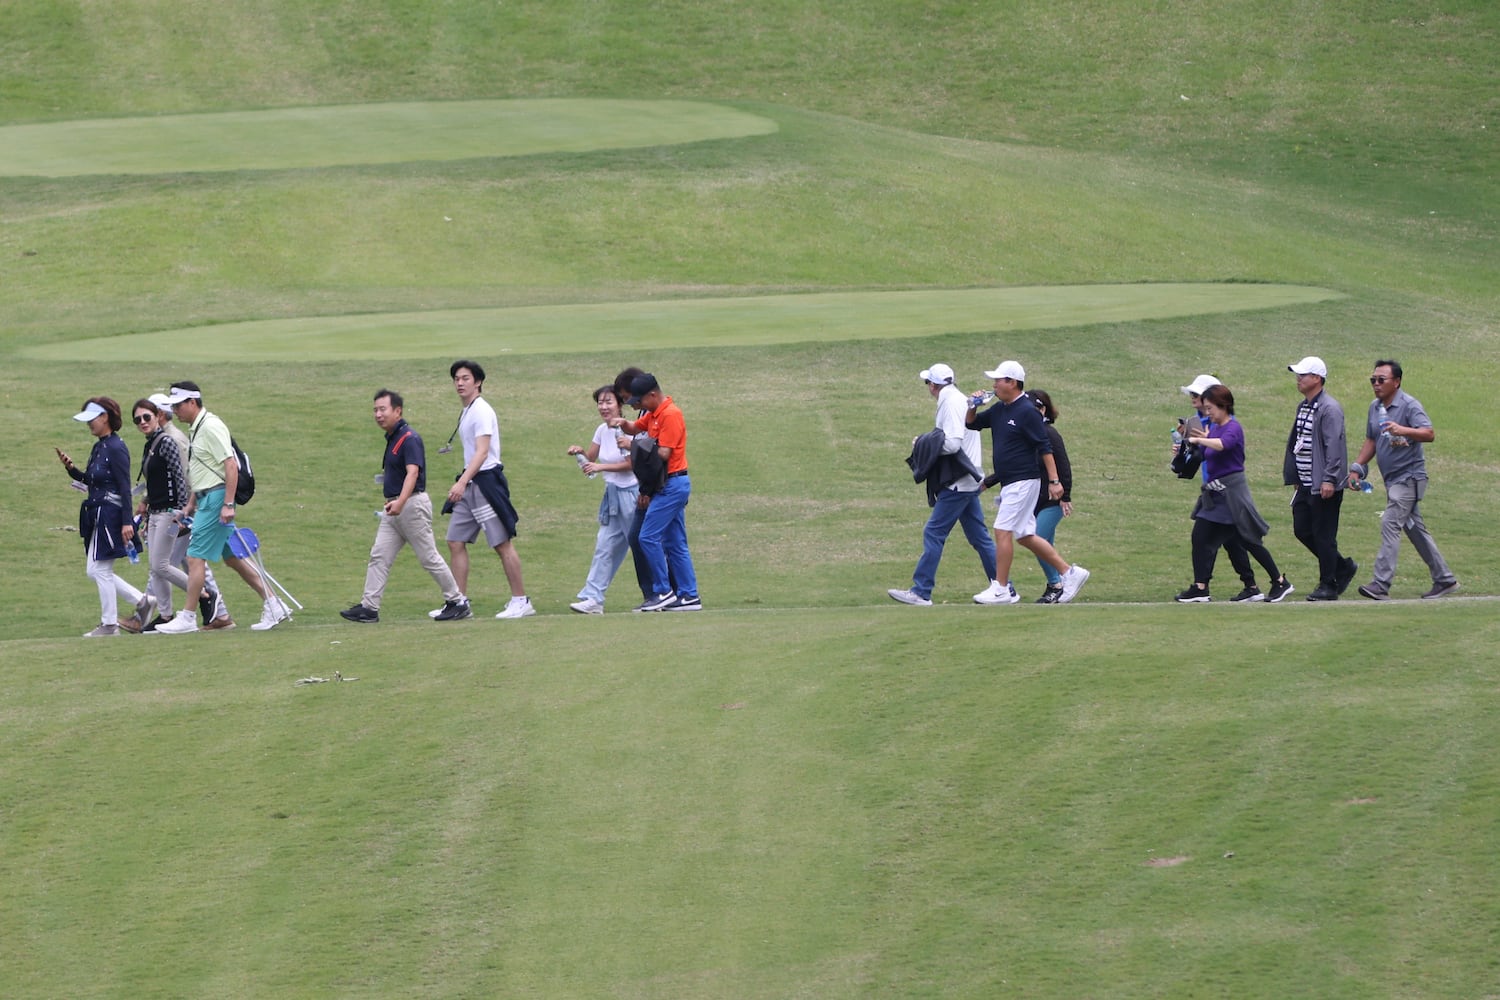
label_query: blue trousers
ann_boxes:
[912,488,997,599]
[638,474,698,599]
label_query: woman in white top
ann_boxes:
[566,386,641,613]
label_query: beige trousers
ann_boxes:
[362,492,460,610]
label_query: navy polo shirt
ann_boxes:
[968,391,1053,483]
[382,419,427,498]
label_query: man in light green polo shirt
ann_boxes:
[154,381,290,634]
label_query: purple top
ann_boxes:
[1202,418,1246,480]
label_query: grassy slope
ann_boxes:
[2,1,1499,997]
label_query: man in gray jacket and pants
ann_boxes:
[1284,356,1357,601]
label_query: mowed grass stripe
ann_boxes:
[0,99,778,177]
[29,283,1344,360]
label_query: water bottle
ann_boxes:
[1354,478,1374,494]
[575,454,597,479]
[969,390,994,408]
[1377,402,1392,443]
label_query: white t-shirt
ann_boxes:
[936,384,983,493]
[459,397,502,470]
[592,422,638,489]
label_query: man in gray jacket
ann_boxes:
[1283,356,1357,601]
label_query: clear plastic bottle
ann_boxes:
[575,454,597,479]
[1377,402,1392,443]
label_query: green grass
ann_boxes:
[2,0,1499,996]
[0,100,778,176]
[23,283,1344,361]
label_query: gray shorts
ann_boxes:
[445,484,512,547]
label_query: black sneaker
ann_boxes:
[1306,585,1339,602]
[199,588,218,625]
[339,604,380,623]
[433,598,472,621]
[142,615,170,633]
[1034,585,1064,604]
[637,592,677,612]
[1422,579,1460,599]
[1266,576,1295,603]
[1174,587,1211,603]
[1335,558,1358,595]
[1230,586,1264,603]
[664,595,703,612]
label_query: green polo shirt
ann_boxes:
[186,410,234,492]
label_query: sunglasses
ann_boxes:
[1369,376,1391,385]
[133,413,155,424]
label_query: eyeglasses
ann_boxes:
[1369,376,1391,384]
[133,414,154,424]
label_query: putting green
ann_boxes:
[28,284,1344,361]
[0,100,778,177]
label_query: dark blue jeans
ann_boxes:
[912,488,997,599]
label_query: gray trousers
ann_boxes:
[362,492,460,610]
[145,509,190,616]
[1374,477,1455,588]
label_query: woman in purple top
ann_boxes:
[1175,384,1292,603]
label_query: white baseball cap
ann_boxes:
[1288,356,1328,378]
[72,401,107,422]
[919,363,955,385]
[983,360,1026,382]
[1180,374,1221,396]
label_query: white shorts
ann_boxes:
[445,484,512,547]
[992,480,1041,537]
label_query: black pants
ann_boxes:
[1291,485,1350,588]
[1192,518,1280,588]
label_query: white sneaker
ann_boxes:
[569,598,605,614]
[887,588,933,607]
[973,580,1019,605]
[495,596,536,620]
[251,597,290,631]
[1058,565,1090,603]
[154,609,199,634]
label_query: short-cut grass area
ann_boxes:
[2,1,1498,997]
[0,99,778,176]
[27,283,1344,360]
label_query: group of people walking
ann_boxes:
[1173,355,1458,603]
[888,354,1459,606]
[59,383,291,637]
[62,352,1460,635]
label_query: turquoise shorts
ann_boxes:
[186,486,236,562]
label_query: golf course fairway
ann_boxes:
[0,99,778,177]
[30,283,1345,360]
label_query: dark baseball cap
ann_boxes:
[627,372,659,406]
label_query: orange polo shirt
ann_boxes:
[642,396,687,474]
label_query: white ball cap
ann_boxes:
[919,363,955,385]
[983,360,1026,382]
[1180,374,1221,396]
[1288,356,1328,378]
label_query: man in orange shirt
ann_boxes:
[610,373,701,611]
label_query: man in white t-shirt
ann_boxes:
[888,363,997,606]
[441,360,533,620]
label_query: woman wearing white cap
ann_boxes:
[56,397,154,637]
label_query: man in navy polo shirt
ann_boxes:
[341,389,470,623]
[966,360,1090,604]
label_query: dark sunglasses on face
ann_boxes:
[133,414,154,424]
[1369,376,1391,385]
